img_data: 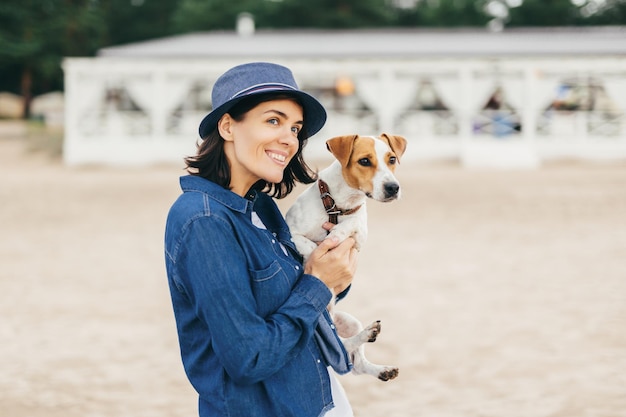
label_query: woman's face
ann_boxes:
[219,98,304,196]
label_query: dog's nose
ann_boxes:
[384,182,400,198]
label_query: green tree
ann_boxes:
[264,0,396,28]
[102,0,179,46]
[507,0,581,26]
[0,0,105,117]
[171,0,395,31]
[580,0,626,25]
[395,0,488,27]
[171,0,260,32]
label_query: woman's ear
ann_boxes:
[218,114,234,142]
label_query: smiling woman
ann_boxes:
[164,62,359,417]
[187,88,321,198]
[217,97,304,195]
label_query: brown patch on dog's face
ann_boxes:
[325,134,357,167]
[380,133,407,163]
[343,136,380,195]
[326,135,379,196]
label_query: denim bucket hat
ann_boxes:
[199,62,327,139]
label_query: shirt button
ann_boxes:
[295,265,300,270]
[317,359,321,364]
[271,239,276,244]
[330,324,335,330]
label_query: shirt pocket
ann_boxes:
[249,260,291,318]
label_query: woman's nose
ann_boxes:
[279,130,299,147]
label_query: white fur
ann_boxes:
[370,138,402,202]
[287,160,369,260]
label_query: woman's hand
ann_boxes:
[304,233,358,294]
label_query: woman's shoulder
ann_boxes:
[167,179,231,225]
[169,189,236,222]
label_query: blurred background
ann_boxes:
[1,0,625,166]
[1,1,625,417]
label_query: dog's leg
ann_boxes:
[352,344,399,382]
[332,310,399,381]
[290,234,318,262]
[326,218,366,252]
[332,310,378,350]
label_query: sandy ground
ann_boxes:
[1,134,625,417]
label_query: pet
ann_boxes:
[286,133,407,381]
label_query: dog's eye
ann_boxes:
[389,156,397,165]
[358,158,371,167]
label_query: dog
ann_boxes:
[286,133,407,381]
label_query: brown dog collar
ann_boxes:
[318,179,362,225]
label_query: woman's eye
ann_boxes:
[291,126,300,134]
[358,158,371,167]
[389,156,397,165]
[268,118,279,125]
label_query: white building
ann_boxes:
[63,27,626,167]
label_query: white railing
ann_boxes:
[63,57,626,167]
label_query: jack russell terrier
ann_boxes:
[286,133,407,381]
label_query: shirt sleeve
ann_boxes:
[173,214,332,385]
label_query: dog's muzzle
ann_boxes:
[383,182,400,200]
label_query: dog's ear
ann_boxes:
[380,133,408,162]
[326,135,358,167]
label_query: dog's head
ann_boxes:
[326,133,407,202]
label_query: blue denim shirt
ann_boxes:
[164,175,351,417]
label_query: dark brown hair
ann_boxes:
[185,92,317,199]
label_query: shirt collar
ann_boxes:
[180,175,257,213]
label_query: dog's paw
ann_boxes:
[365,320,381,343]
[378,366,399,382]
